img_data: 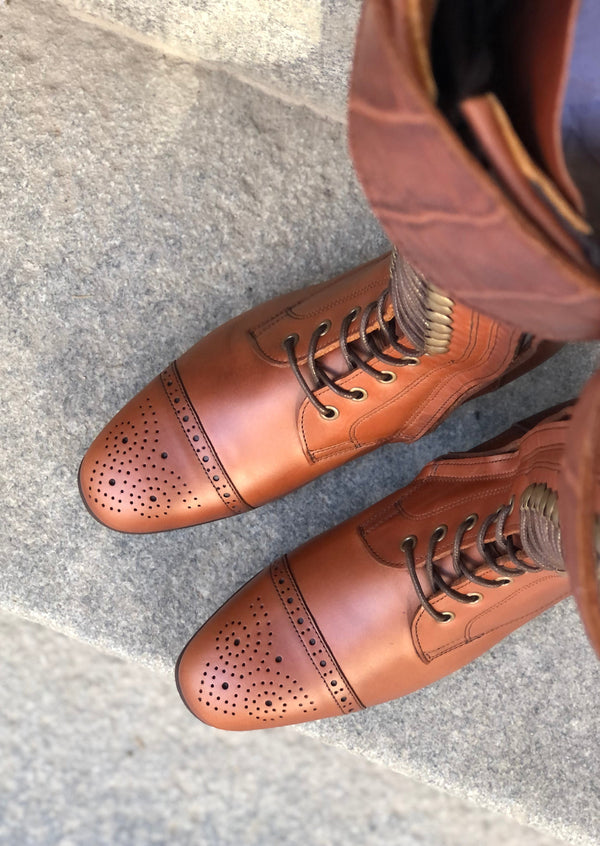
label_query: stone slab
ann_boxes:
[1,2,600,844]
[58,0,362,120]
[1,610,565,846]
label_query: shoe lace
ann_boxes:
[282,284,423,420]
[401,500,543,623]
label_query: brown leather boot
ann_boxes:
[347,0,600,658]
[175,401,590,731]
[79,251,556,532]
[560,369,600,658]
[349,0,600,341]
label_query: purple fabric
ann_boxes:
[563,0,600,230]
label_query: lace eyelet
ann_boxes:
[506,495,515,516]
[349,387,368,402]
[379,370,397,384]
[318,319,331,335]
[320,405,339,421]
[440,611,455,623]
[467,592,483,604]
[401,535,417,551]
[433,524,448,541]
[403,356,420,366]
[463,513,478,531]
[281,332,299,350]
[495,576,513,586]
[348,306,361,321]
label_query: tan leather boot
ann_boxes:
[79,251,555,532]
[348,0,600,656]
[175,401,591,731]
[560,369,600,657]
[349,0,600,341]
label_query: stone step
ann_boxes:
[2,2,600,844]
[2,608,564,846]
[57,0,360,120]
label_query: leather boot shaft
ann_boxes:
[349,0,600,341]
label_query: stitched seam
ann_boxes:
[463,575,568,641]
[270,557,365,713]
[357,311,483,443]
[253,279,391,367]
[300,315,504,459]
[252,270,388,336]
[359,445,564,567]
[414,573,568,662]
[394,322,512,441]
[418,592,565,661]
[160,363,249,514]
[388,316,502,440]
[358,525,405,568]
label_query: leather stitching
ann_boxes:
[358,478,511,569]
[300,311,514,461]
[160,363,248,515]
[252,267,387,333]
[270,556,364,714]
[250,268,389,365]
[413,571,568,663]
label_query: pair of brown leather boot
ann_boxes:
[80,0,600,730]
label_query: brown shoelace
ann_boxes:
[282,287,422,419]
[401,500,543,623]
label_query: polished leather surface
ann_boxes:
[79,253,536,532]
[560,369,600,656]
[176,407,571,730]
[349,0,600,341]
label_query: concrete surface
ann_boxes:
[58,0,362,120]
[1,609,566,846]
[2,1,600,844]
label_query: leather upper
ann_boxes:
[560,368,600,656]
[79,253,534,532]
[349,0,600,341]
[176,406,571,730]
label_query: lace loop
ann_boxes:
[282,287,423,419]
[402,501,541,623]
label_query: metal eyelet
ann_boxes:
[318,319,331,335]
[348,306,361,321]
[495,576,513,586]
[464,513,478,531]
[433,524,448,541]
[401,535,417,551]
[281,332,299,350]
[403,356,420,366]
[379,370,397,384]
[320,405,339,421]
[506,495,515,516]
[467,592,483,604]
[440,611,455,623]
[349,387,368,402]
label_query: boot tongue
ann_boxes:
[519,483,565,572]
[389,250,454,356]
